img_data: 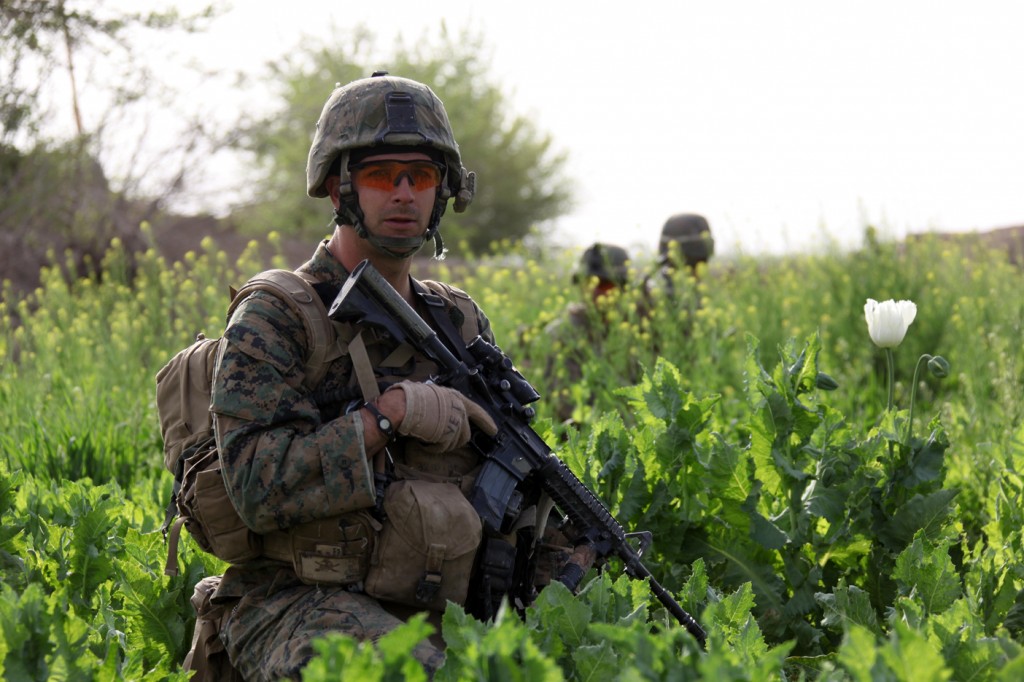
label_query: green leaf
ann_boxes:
[531,580,592,648]
[893,534,962,614]
[0,582,52,681]
[1003,587,1024,640]
[677,558,710,619]
[743,333,773,407]
[815,579,881,635]
[835,624,880,682]
[878,620,952,681]
[48,590,99,681]
[374,614,433,682]
[749,511,789,550]
[804,481,847,522]
[900,432,949,489]
[305,632,385,681]
[573,641,618,681]
[116,544,189,668]
[0,464,22,520]
[878,488,958,550]
[704,582,769,658]
[793,333,823,395]
[439,602,489,653]
[616,457,650,524]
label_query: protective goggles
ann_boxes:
[349,159,445,192]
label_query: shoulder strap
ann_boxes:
[228,269,334,391]
[412,279,480,365]
[416,279,483,343]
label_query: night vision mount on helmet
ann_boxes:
[306,72,475,259]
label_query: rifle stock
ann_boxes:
[330,259,706,647]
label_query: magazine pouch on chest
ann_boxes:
[364,478,482,611]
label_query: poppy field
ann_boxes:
[2,227,1023,680]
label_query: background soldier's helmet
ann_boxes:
[659,213,715,268]
[306,73,475,257]
[575,242,631,286]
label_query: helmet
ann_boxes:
[574,243,630,286]
[659,213,714,267]
[306,73,475,258]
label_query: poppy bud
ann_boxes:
[927,355,950,379]
[815,372,839,391]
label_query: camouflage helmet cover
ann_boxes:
[659,213,714,266]
[575,242,631,286]
[306,74,474,212]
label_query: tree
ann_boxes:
[233,24,574,254]
[0,1,219,293]
[1,1,217,145]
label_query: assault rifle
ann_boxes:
[329,259,706,647]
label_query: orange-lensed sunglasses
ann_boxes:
[349,160,445,192]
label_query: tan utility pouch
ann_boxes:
[263,512,381,586]
[179,441,263,563]
[183,575,244,681]
[365,479,482,611]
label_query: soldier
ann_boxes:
[575,242,631,299]
[544,242,635,423]
[192,73,553,680]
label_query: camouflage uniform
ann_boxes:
[195,73,576,680]
[209,241,494,680]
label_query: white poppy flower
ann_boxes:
[864,298,917,348]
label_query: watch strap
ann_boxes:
[363,401,396,442]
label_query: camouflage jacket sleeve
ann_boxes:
[210,291,375,534]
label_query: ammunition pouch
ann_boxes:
[364,479,482,611]
[177,438,263,564]
[183,575,243,681]
[469,536,519,619]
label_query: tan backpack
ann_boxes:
[156,269,334,574]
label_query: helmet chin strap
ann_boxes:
[333,208,445,260]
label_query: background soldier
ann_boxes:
[574,242,631,300]
[644,212,715,304]
[658,212,715,276]
[637,213,716,360]
[544,242,635,423]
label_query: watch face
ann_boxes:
[364,402,394,440]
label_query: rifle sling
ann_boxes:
[412,280,478,366]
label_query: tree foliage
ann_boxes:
[234,24,574,254]
[0,1,218,291]
[0,0,216,145]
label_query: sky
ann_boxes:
[79,0,1024,258]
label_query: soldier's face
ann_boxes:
[351,151,438,242]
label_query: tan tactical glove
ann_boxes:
[388,381,497,454]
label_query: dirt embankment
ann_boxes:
[148,214,314,270]
[906,223,1024,265]
[2,211,456,299]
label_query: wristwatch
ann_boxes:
[363,401,396,442]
